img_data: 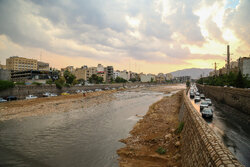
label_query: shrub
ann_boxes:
[55,80,63,89]
[175,122,184,134]
[0,80,15,91]
[46,79,53,85]
[15,81,25,85]
[156,147,166,155]
[32,82,42,86]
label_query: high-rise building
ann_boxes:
[106,66,114,82]
[6,56,37,71]
[238,57,250,78]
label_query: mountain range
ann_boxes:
[170,68,213,79]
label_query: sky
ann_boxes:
[0,0,249,74]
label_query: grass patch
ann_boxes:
[156,147,166,155]
[175,122,184,134]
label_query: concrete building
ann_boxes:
[6,56,37,72]
[0,64,6,70]
[96,64,107,82]
[156,73,166,83]
[10,70,51,82]
[140,74,155,82]
[0,69,11,80]
[238,57,250,77]
[61,66,75,76]
[113,70,120,79]
[37,61,50,71]
[86,67,97,81]
[119,70,130,81]
[165,73,173,80]
[106,66,114,82]
[74,66,87,80]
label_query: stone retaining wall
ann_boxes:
[180,91,243,167]
[0,82,156,99]
[197,84,250,115]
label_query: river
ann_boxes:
[0,87,177,167]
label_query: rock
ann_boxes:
[165,134,172,141]
[175,141,180,147]
[171,128,175,133]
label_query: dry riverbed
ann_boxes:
[117,91,183,167]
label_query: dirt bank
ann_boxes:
[0,90,117,121]
[117,91,183,167]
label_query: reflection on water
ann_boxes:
[0,90,167,167]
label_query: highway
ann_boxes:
[188,87,250,167]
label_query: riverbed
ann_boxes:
[0,85,183,167]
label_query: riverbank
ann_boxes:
[0,85,184,121]
[117,90,183,167]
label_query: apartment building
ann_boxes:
[106,66,114,82]
[37,61,50,71]
[86,67,97,81]
[74,66,87,80]
[6,56,37,71]
[238,57,250,77]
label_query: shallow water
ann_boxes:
[0,89,171,167]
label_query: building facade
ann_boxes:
[6,56,37,72]
[37,61,50,71]
[238,57,250,77]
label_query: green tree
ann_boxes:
[63,70,76,84]
[235,70,244,88]
[89,74,103,84]
[115,77,127,83]
[0,80,15,91]
[186,80,190,87]
[129,78,136,82]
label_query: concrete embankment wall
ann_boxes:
[180,91,243,167]
[0,82,156,99]
[197,84,250,115]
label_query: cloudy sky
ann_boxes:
[0,0,249,74]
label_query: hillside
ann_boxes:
[170,68,213,79]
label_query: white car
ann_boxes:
[43,92,51,97]
[0,98,7,103]
[26,95,38,100]
[205,98,212,106]
[50,93,57,97]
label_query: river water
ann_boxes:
[0,88,174,167]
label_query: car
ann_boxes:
[61,92,70,96]
[200,94,205,99]
[104,87,110,90]
[95,89,102,92]
[6,96,17,101]
[205,98,212,106]
[76,90,81,93]
[194,96,201,102]
[195,92,200,96]
[43,92,51,97]
[26,95,38,100]
[190,92,195,98]
[0,98,7,103]
[87,90,93,93]
[201,108,213,119]
[200,101,208,111]
[50,93,57,97]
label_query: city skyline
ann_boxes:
[0,0,249,74]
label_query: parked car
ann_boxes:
[205,98,212,106]
[50,93,57,97]
[201,108,213,119]
[26,95,38,100]
[190,92,195,98]
[200,94,205,99]
[195,92,200,96]
[194,96,201,102]
[61,92,70,96]
[6,96,17,101]
[200,101,208,111]
[87,90,93,93]
[76,90,81,93]
[0,98,7,103]
[43,92,51,97]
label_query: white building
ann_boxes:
[238,57,250,78]
[119,70,130,81]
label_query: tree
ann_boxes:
[129,78,136,83]
[115,77,127,83]
[89,74,103,84]
[63,70,76,84]
[186,80,190,87]
[235,70,244,88]
[0,80,15,91]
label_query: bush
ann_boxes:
[46,79,53,85]
[55,80,63,89]
[175,122,184,134]
[0,80,15,91]
[32,82,42,86]
[156,147,166,155]
[15,81,25,85]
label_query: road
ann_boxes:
[188,91,250,167]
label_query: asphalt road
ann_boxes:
[188,91,250,167]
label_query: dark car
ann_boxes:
[200,94,205,99]
[194,96,201,102]
[190,92,195,98]
[200,101,208,111]
[201,108,213,119]
[6,96,17,101]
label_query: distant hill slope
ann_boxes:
[170,68,213,79]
